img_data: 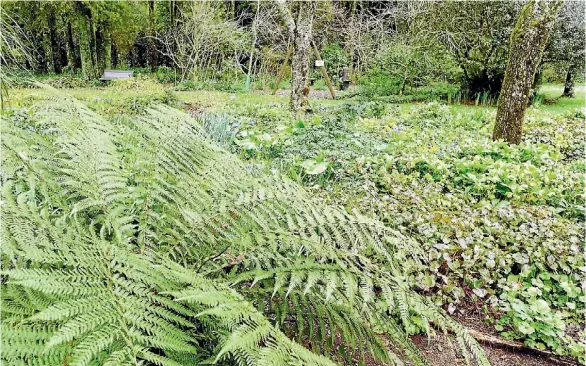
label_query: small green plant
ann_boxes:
[497,295,584,361]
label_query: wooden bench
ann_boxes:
[99,70,134,81]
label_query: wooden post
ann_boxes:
[311,42,336,99]
[272,45,294,95]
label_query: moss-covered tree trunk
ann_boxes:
[47,8,62,74]
[103,28,112,70]
[76,5,95,80]
[274,0,315,112]
[31,30,48,74]
[290,1,315,112]
[562,62,576,97]
[493,0,563,144]
[95,22,111,75]
[89,19,98,76]
[148,0,158,72]
[65,20,77,72]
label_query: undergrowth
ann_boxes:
[1,89,491,365]
[216,98,585,361]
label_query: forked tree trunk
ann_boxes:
[493,0,563,144]
[290,1,315,112]
[562,63,576,98]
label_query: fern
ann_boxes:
[1,89,489,365]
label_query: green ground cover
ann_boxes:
[4,81,585,360]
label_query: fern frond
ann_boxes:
[1,90,490,365]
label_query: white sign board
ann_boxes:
[315,60,324,67]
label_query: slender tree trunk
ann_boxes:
[562,62,576,98]
[245,0,260,91]
[274,0,315,112]
[89,19,98,76]
[47,8,62,74]
[400,69,408,96]
[103,28,112,69]
[96,24,105,74]
[493,0,563,144]
[30,29,48,74]
[76,8,95,80]
[112,41,119,68]
[65,21,77,71]
[148,0,158,72]
[95,23,111,74]
[290,1,315,112]
[347,0,358,76]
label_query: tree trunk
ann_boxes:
[290,1,316,112]
[76,8,95,80]
[245,0,260,91]
[65,21,77,71]
[95,23,111,74]
[112,41,119,68]
[31,30,48,74]
[148,0,158,72]
[96,24,105,74]
[103,28,112,69]
[47,8,62,74]
[89,18,98,76]
[274,0,315,112]
[493,0,563,144]
[562,62,576,98]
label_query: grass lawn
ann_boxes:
[537,82,586,113]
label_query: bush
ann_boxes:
[360,69,403,98]
[155,65,177,83]
[314,43,348,81]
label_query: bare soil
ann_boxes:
[411,332,556,366]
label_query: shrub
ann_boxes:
[360,69,403,98]
[155,65,177,83]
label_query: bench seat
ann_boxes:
[99,70,134,81]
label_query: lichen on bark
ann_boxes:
[77,10,95,80]
[290,1,315,112]
[493,0,564,144]
[274,0,316,113]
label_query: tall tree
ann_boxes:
[148,0,158,72]
[544,1,585,98]
[562,62,578,97]
[493,0,563,144]
[46,6,62,74]
[95,20,112,74]
[75,2,96,79]
[415,1,522,98]
[275,0,316,112]
[64,15,78,72]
